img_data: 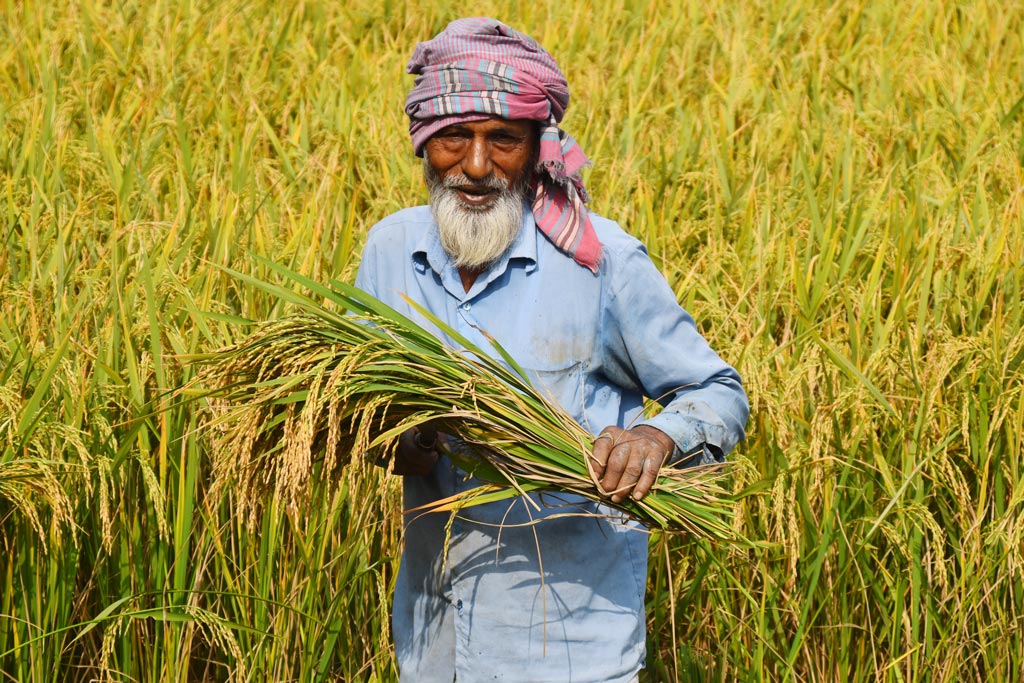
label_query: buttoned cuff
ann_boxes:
[639,414,724,468]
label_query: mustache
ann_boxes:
[440,173,509,191]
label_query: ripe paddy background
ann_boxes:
[1,0,1022,680]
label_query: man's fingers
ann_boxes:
[599,442,636,500]
[602,449,653,503]
[595,426,674,502]
[614,455,647,503]
[629,457,661,501]
[393,428,440,476]
[417,423,438,445]
[589,429,620,481]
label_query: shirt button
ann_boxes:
[461,302,471,311]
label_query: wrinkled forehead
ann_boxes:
[431,118,537,137]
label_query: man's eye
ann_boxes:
[435,133,469,148]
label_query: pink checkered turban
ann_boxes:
[405,17,602,273]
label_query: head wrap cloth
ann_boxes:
[405,17,602,273]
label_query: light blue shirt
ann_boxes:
[355,205,748,683]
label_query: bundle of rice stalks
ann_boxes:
[194,259,743,539]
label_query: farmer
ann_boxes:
[355,17,748,683]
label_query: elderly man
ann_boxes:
[355,17,748,683]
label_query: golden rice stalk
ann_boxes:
[192,259,745,540]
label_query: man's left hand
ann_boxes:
[589,425,676,503]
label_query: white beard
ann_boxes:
[424,159,528,271]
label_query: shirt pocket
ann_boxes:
[519,359,585,425]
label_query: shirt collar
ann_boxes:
[412,201,539,280]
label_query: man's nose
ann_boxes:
[461,136,492,180]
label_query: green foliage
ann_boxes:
[195,267,741,538]
[1,0,1021,680]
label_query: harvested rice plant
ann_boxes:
[1,0,1021,681]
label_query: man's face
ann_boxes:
[423,118,537,271]
[424,118,536,207]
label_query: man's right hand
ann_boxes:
[393,424,440,476]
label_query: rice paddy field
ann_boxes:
[2,0,1022,680]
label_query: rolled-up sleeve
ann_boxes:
[598,236,749,466]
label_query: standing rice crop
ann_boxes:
[3,0,1022,679]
